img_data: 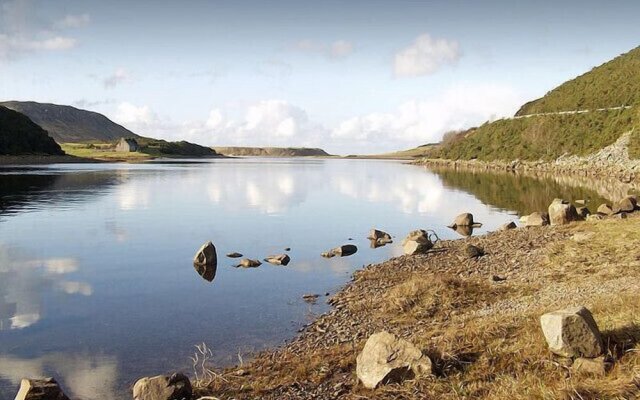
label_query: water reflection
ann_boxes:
[0,245,89,331]
[0,353,119,399]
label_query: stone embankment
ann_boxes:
[417,131,640,186]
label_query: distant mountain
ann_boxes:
[0,106,64,155]
[428,46,640,162]
[213,147,330,157]
[0,101,141,143]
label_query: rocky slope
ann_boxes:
[213,146,330,157]
[0,106,64,155]
[0,101,141,143]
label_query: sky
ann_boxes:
[1,0,639,154]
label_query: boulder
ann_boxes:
[264,254,290,266]
[576,206,591,220]
[133,373,192,400]
[498,221,517,231]
[402,230,435,255]
[540,306,603,358]
[356,331,432,389]
[617,196,636,213]
[367,229,393,246]
[14,378,70,400]
[449,213,481,228]
[194,241,217,266]
[226,252,243,258]
[462,244,484,259]
[452,225,474,237]
[525,212,549,227]
[573,356,607,376]
[597,204,614,216]
[322,244,358,258]
[193,262,216,282]
[548,199,579,225]
[238,258,261,268]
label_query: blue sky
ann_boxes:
[1,0,639,153]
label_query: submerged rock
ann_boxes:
[194,241,217,266]
[264,254,291,266]
[321,244,358,258]
[15,378,70,400]
[452,224,474,237]
[226,252,243,258]
[548,199,579,225]
[302,293,319,303]
[238,258,262,268]
[402,229,436,255]
[540,306,603,358]
[133,373,192,400]
[367,229,393,246]
[356,331,432,389]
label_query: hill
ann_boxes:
[517,46,640,115]
[0,106,64,155]
[0,101,141,143]
[213,146,330,157]
[428,46,640,162]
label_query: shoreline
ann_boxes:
[193,208,640,399]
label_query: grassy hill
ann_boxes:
[427,46,640,162]
[0,101,141,143]
[517,46,640,115]
[0,106,64,155]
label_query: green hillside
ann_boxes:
[0,106,64,155]
[430,45,640,162]
[517,47,640,115]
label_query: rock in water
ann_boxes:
[525,212,549,227]
[463,244,484,259]
[452,224,474,237]
[449,212,481,228]
[498,221,517,231]
[194,262,217,282]
[226,252,243,258]
[194,241,217,266]
[367,229,393,246]
[239,258,261,268]
[264,254,291,266]
[597,204,614,216]
[540,306,603,358]
[356,331,432,389]
[133,373,192,400]
[548,198,579,225]
[322,245,358,258]
[402,230,435,255]
[15,378,70,400]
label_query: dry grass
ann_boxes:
[200,215,640,399]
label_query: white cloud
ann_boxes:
[0,34,76,59]
[332,83,523,150]
[54,13,91,29]
[394,34,460,77]
[292,39,354,60]
[103,67,130,88]
[114,102,157,128]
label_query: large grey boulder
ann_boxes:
[14,378,70,400]
[525,212,549,227]
[193,241,217,266]
[321,244,358,258]
[540,306,603,358]
[548,199,579,225]
[402,230,435,255]
[356,331,432,389]
[132,373,192,400]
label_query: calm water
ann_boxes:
[0,159,610,399]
